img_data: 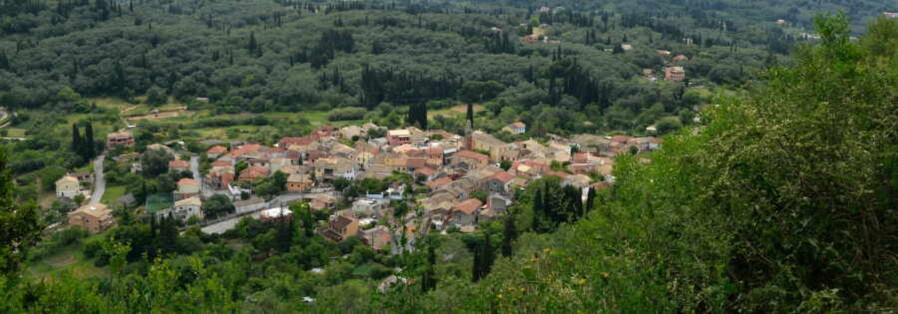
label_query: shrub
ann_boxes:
[327,107,368,121]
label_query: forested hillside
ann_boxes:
[0,0,863,135]
[1,0,897,312]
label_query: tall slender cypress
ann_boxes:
[71,124,81,155]
[465,102,474,129]
[421,238,437,292]
[84,122,95,158]
[501,213,517,257]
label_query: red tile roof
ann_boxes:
[611,135,632,144]
[406,157,427,169]
[207,145,228,155]
[212,160,231,168]
[426,177,453,188]
[456,150,489,162]
[278,137,314,149]
[486,171,514,183]
[330,215,357,230]
[239,165,270,181]
[453,198,483,215]
[228,143,263,157]
[169,159,190,169]
[415,167,437,176]
[178,178,199,186]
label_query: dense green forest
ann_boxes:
[1,0,867,133]
[1,0,898,312]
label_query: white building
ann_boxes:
[55,175,81,199]
[158,196,203,221]
[352,198,389,218]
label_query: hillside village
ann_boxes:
[57,112,662,253]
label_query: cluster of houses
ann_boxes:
[57,119,663,254]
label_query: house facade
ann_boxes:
[320,215,360,242]
[665,66,686,82]
[175,178,200,200]
[158,196,203,221]
[106,131,135,148]
[55,175,81,198]
[68,203,114,233]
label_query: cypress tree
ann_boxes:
[419,103,428,130]
[471,240,482,282]
[421,238,437,292]
[0,51,9,71]
[247,31,258,55]
[481,232,495,278]
[156,214,179,255]
[84,121,95,158]
[465,102,474,129]
[532,188,543,232]
[501,213,517,257]
[71,123,81,155]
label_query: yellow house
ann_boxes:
[472,131,510,161]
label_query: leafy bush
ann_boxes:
[327,107,367,121]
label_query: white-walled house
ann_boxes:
[56,175,81,199]
[158,196,204,221]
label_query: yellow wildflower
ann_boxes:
[497,294,504,300]
[600,272,610,278]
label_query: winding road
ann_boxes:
[90,155,106,203]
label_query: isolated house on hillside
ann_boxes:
[106,131,134,148]
[665,66,686,82]
[68,203,114,233]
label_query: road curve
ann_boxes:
[90,155,106,203]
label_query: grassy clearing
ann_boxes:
[101,185,126,204]
[27,242,108,280]
[88,97,132,110]
[6,127,25,137]
[428,104,484,119]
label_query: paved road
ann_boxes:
[201,211,262,234]
[199,192,336,234]
[190,156,202,185]
[90,155,106,203]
